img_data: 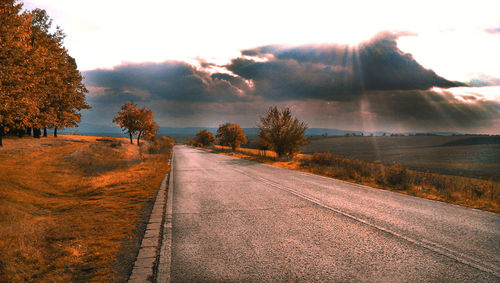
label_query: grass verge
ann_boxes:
[0,135,172,281]
[208,145,499,213]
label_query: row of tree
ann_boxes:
[193,106,309,160]
[192,123,248,150]
[0,1,90,146]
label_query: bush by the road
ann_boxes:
[192,129,215,147]
[302,152,499,212]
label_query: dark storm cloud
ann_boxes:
[227,32,465,101]
[80,32,499,133]
[485,27,500,34]
[83,61,252,104]
[363,90,500,129]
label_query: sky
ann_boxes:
[23,0,500,134]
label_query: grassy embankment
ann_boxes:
[0,135,172,282]
[209,145,499,213]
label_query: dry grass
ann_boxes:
[300,135,500,182]
[208,146,499,213]
[0,135,172,282]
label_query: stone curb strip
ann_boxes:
[157,152,174,283]
[128,157,172,283]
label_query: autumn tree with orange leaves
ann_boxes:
[216,123,247,150]
[113,102,158,145]
[193,129,215,147]
[0,1,89,145]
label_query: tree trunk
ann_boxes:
[33,128,41,139]
[26,127,32,135]
[137,133,141,146]
[129,133,133,144]
[43,127,47,137]
[54,127,58,137]
[0,124,4,146]
[18,129,24,138]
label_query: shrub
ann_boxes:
[193,129,215,147]
[147,136,174,154]
[301,152,499,210]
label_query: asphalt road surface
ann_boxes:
[165,145,499,282]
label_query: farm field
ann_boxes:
[298,135,500,182]
[0,135,171,282]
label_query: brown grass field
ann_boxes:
[210,144,499,213]
[0,135,172,282]
[302,135,500,182]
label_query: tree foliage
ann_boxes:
[193,129,215,147]
[0,1,89,145]
[113,102,158,145]
[216,123,247,150]
[257,106,309,160]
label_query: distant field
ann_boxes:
[297,136,500,182]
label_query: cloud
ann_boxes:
[83,61,252,103]
[80,32,499,133]
[468,75,500,87]
[362,90,500,130]
[485,27,500,34]
[226,32,465,101]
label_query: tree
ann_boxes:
[113,102,139,144]
[257,106,308,160]
[0,3,89,145]
[113,103,158,145]
[27,8,89,138]
[0,0,36,145]
[216,123,247,150]
[193,129,215,147]
[135,107,158,146]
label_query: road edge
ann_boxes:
[128,152,172,282]
[157,147,175,283]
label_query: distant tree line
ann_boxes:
[191,106,309,160]
[0,1,90,146]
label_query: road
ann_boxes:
[162,145,499,282]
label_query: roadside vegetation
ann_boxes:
[189,106,498,213]
[209,146,499,213]
[299,135,500,182]
[0,135,173,281]
[216,123,247,150]
[190,129,216,147]
[302,153,499,212]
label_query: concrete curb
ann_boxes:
[157,149,174,283]
[128,156,171,283]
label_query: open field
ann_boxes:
[0,135,172,281]
[247,135,500,182]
